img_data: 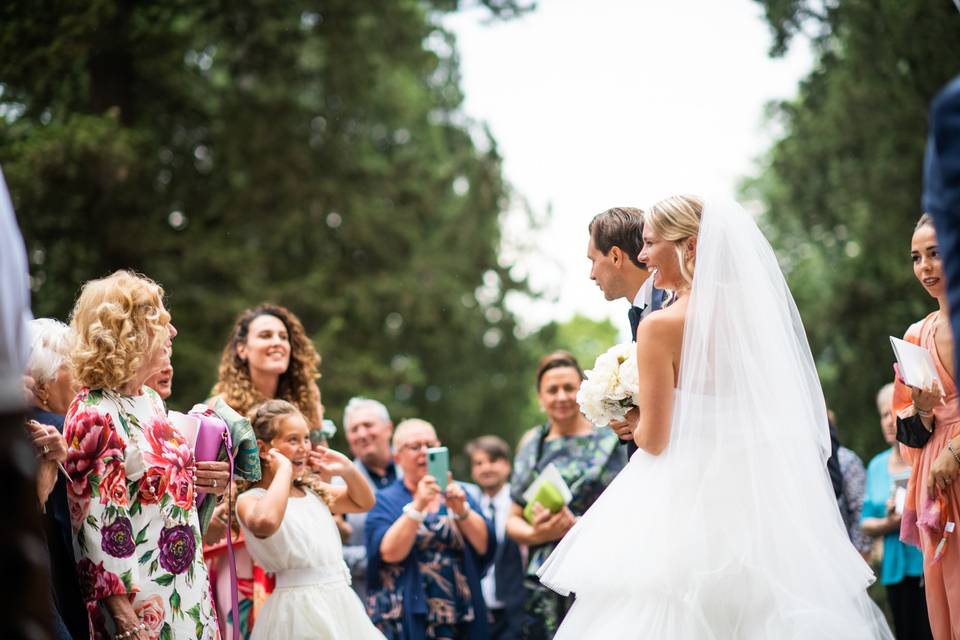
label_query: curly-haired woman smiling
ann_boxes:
[64,271,228,640]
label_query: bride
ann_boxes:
[537,196,892,639]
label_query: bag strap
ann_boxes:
[221,427,241,640]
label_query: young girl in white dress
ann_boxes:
[237,399,384,639]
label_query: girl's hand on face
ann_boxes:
[266,448,292,475]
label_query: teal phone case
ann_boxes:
[427,446,449,491]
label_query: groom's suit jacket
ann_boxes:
[625,285,668,457]
[925,75,960,376]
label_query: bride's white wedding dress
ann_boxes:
[537,199,892,639]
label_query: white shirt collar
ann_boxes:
[632,277,655,310]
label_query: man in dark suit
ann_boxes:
[587,207,666,453]
[466,436,527,640]
[925,74,960,376]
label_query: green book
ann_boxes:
[521,462,573,524]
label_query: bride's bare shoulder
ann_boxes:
[636,303,685,345]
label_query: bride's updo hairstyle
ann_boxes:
[645,195,704,290]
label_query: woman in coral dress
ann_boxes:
[892,214,960,639]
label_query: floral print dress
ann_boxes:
[510,423,626,639]
[64,387,220,640]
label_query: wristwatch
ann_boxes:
[402,502,426,523]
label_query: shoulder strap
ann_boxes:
[532,423,549,468]
[220,427,241,640]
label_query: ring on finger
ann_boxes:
[42,444,50,455]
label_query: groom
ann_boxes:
[587,207,666,454]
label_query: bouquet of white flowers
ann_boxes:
[576,342,640,426]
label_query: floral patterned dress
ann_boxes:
[64,387,220,640]
[509,423,626,639]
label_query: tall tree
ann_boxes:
[748,0,960,453]
[0,0,538,460]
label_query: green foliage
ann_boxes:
[747,0,960,456]
[0,0,541,464]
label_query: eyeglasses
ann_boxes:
[399,440,440,453]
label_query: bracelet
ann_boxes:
[948,440,960,466]
[115,623,146,639]
[402,502,426,523]
[453,504,472,521]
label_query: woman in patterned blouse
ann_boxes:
[63,270,230,639]
[505,351,627,640]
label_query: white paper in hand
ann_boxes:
[890,337,943,389]
[168,410,200,450]
[522,462,574,506]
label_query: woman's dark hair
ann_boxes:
[212,303,321,425]
[535,350,584,390]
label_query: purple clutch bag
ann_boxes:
[188,403,234,509]
[187,403,240,640]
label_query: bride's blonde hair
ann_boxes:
[645,195,704,289]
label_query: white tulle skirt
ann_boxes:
[537,404,892,640]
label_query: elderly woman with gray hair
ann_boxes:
[26,318,85,639]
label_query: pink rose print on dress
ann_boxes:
[142,416,195,510]
[76,558,127,601]
[69,494,90,530]
[137,465,169,505]
[134,594,166,639]
[65,406,125,502]
[100,461,128,507]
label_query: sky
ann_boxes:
[445,0,814,339]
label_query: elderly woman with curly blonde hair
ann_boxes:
[63,270,229,640]
[204,303,323,638]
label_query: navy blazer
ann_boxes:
[925,75,960,376]
[462,484,526,637]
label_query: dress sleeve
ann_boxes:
[364,487,401,589]
[842,452,871,553]
[860,461,885,522]
[63,394,141,603]
[509,433,538,506]
[893,322,924,466]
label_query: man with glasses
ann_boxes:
[363,419,496,639]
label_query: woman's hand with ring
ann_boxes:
[928,447,960,500]
[194,461,230,495]
[26,421,68,462]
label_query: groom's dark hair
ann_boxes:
[588,207,646,269]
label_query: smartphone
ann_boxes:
[308,429,326,447]
[427,446,450,491]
